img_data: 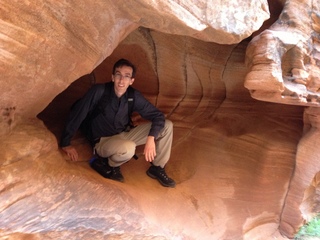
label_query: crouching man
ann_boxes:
[60,58,176,188]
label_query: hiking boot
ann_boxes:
[146,165,176,188]
[90,157,111,178]
[90,157,124,182]
[109,166,124,182]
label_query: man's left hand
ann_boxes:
[144,136,156,162]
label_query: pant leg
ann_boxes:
[94,135,136,167]
[153,119,173,168]
[124,119,173,168]
[95,119,173,168]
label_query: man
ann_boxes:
[60,58,176,188]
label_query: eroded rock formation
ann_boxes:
[1,0,319,239]
[245,0,320,237]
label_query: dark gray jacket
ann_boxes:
[60,82,165,147]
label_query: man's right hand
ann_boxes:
[62,146,79,161]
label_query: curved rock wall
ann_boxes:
[244,0,320,237]
[1,0,318,239]
[0,0,269,124]
[245,0,320,106]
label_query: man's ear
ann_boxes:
[130,78,135,85]
[111,74,114,82]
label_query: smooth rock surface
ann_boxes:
[1,0,319,239]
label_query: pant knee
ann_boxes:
[161,119,173,136]
[165,119,173,130]
[124,140,136,156]
[115,140,136,159]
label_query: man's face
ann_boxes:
[112,65,135,97]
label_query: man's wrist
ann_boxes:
[147,136,155,141]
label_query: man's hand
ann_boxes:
[62,145,79,162]
[144,136,156,162]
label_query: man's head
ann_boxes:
[112,58,136,97]
[112,58,136,78]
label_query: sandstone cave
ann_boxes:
[2,1,320,239]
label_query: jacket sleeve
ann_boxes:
[60,84,105,147]
[133,90,165,139]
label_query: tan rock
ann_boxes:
[245,0,320,106]
[244,0,320,237]
[1,0,318,239]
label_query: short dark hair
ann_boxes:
[112,58,136,78]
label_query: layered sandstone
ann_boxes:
[245,0,320,237]
[1,0,318,239]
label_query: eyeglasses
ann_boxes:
[113,73,132,81]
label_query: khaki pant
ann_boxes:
[94,119,173,168]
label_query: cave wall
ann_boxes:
[11,28,305,239]
[244,0,320,236]
[1,0,319,239]
[0,0,269,124]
